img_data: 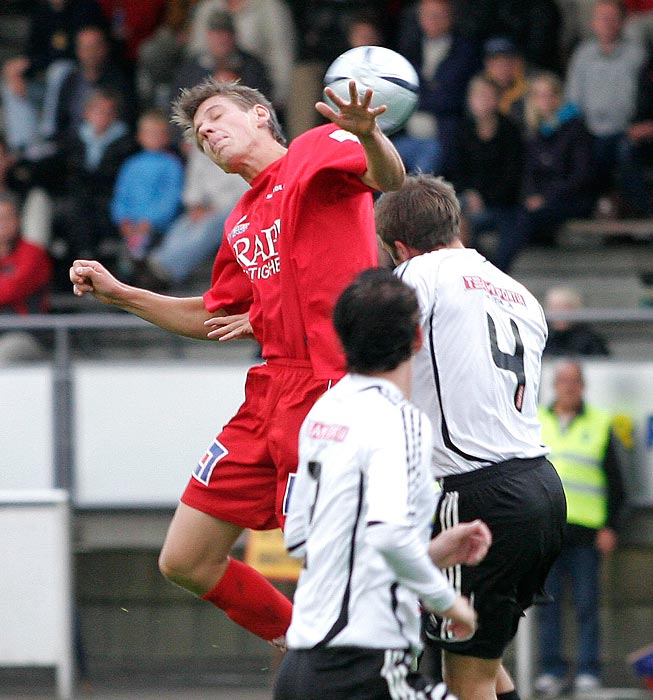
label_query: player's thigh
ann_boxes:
[443,651,501,699]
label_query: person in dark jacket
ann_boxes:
[394,0,482,173]
[54,25,135,139]
[169,9,272,119]
[54,88,137,265]
[521,71,597,246]
[445,74,525,271]
[543,286,610,357]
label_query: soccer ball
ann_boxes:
[323,45,420,135]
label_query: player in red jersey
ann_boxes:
[69,78,405,647]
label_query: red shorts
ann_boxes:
[181,359,337,531]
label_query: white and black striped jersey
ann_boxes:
[284,374,456,651]
[395,248,548,477]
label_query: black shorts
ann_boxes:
[425,456,566,660]
[274,647,455,700]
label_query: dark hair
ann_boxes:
[374,174,461,259]
[333,268,420,374]
[171,77,286,146]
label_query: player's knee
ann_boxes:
[158,546,194,586]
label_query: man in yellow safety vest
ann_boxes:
[534,359,631,697]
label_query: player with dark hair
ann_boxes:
[375,174,567,700]
[276,268,491,700]
[69,77,405,649]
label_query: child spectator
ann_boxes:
[135,145,249,291]
[111,109,184,264]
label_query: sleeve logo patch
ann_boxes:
[329,129,360,144]
[192,439,229,486]
[308,420,349,441]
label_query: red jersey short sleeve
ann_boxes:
[203,123,378,379]
[203,241,253,316]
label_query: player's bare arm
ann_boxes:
[316,80,405,192]
[429,520,493,570]
[70,259,225,340]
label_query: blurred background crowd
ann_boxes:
[2,0,653,298]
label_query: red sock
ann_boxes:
[202,558,292,642]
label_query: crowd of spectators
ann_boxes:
[1,0,652,340]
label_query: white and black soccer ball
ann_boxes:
[323,45,420,135]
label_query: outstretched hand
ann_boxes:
[315,80,387,138]
[205,312,255,342]
[429,519,492,570]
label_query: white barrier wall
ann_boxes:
[0,366,54,489]
[72,361,251,507]
[2,359,653,507]
[0,490,73,699]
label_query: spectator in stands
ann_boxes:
[170,9,271,117]
[482,35,528,129]
[444,74,525,271]
[188,0,296,122]
[0,57,48,157]
[284,1,383,139]
[24,0,108,78]
[95,0,166,71]
[136,3,192,110]
[0,192,52,364]
[394,0,481,174]
[535,359,629,696]
[521,71,596,247]
[451,0,563,72]
[543,285,611,356]
[0,136,53,250]
[1,1,111,151]
[134,145,249,291]
[346,8,386,48]
[623,0,653,48]
[111,109,183,266]
[54,88,136,270]
[565,0,647,217]
[54,25,135,140]
[615,55,653,217]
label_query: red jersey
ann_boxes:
[203,124,378,380]
[624,0,653,12]
[0,238,52,314]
